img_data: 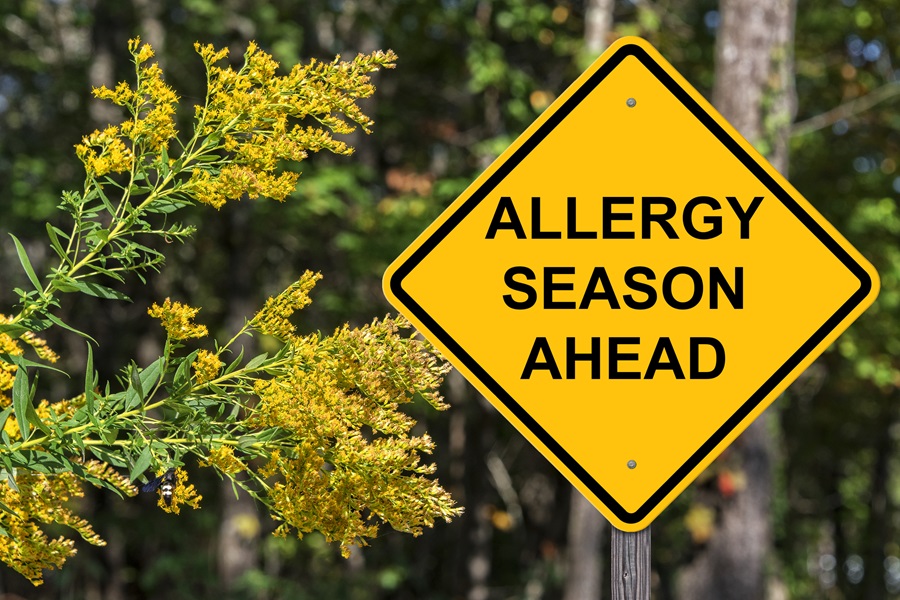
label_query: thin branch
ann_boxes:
[791,81,900,137]
[485,450,523,527]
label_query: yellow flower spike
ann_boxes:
[72,458,139,498]
[74,127,134,177]
[200,446,246,476]
[186,43,396,208]
[192,349,224,384]
[244,280,460,552]
[194,41,229,65]
[0,470,108,585]
[128,62,179,151]
[134,41,155,63]
[156,468,202,515]
[147,298,208,340]
[251,271,322,342]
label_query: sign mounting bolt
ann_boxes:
[627,460,637,469]
[626,97,637,107]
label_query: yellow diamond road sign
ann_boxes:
[383,37,880,531]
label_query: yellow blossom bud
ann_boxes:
[192,349,224,384]
[148,298,208,340]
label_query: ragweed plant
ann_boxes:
[0,38,460,585]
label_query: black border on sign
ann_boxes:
[388,43,874,525]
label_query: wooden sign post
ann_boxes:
[612,527,651,600]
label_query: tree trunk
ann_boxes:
[678,421,775,599]
[217,205,262,590]
[217,477,261,591]
[860,393,898,600]
[677,0,796,598]
[583,0,615,55]
[564,491,607,600]
[711,0,797,175]
[132,0,166,62]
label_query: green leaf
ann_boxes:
[70,431,85,452]
[145,198,190,215]
[89,446,127,468]
[245,352,269,370]
[124,377,141,411]
[0,323,29,338]
[159,145,170,177]
[53,276,82,293]
[22,373,49,437]
[124,358,161,408]
[45,223,72,265]
[85,342,97,424]
[0,497,21,519]
[7,452,127,498]
[238,435,258,448]
[71,281,131,302]
[1,353,68,376]
[45,313,98,344]
[85,228,110,248]
[19,315,52,333]
[129,445,152,482]
[101,428,119,444]
[0,469,18,493]
[9,234,42,293]
[139,357,165,396]
[95,185,116,214]
[12,367,31,441]
[7,450,67,474]
[223,346,245,375]
[0,406,14,441]
[173,350,199,390]
[85,264,125,283]
[255,427,286,443]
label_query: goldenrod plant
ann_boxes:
[0,38,459,585]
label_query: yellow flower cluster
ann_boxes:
[200,446,246,475]
[156,468,202,515]
[91,37,179,155]
[325,315,451,417]
[0,332,23,404]
[3,395,84,441]
[249,304,459,555]
[129,36,155,63]
[147,298,208,340]
[188,165,299,209]
[122,61,179,152]
[0,470,106,585]
[263,440,378,558]
[187,41,396,208]
[20,332,60,364]
[251,271,322,342]
[71,457,139,498]
[74,125,135,177]
[192,349,224,384]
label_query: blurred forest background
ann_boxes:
[0,0,898,598]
